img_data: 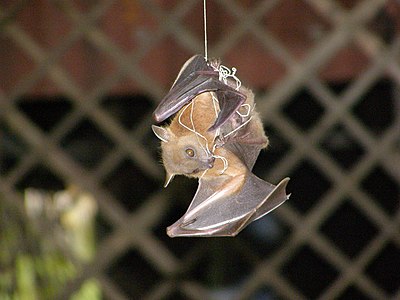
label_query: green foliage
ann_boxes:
[0,189,100,300]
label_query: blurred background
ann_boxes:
[0,0,399,299]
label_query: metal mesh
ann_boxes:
[1,0,399,299]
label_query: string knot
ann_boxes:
[217,65,241,90]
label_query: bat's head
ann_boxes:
[152,125,215,186]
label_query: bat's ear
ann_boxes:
[152,125,171,142]
[164,172,175,187]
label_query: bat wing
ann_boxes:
[166,174,290,237]
[223,141,264,171]
[208,89,246,131]
[153,54,246,130]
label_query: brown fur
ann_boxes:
[153,86,268,187]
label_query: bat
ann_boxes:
[152,55,290,237]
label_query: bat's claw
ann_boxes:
[214,135,227,149]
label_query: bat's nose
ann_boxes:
[207,157,215,168]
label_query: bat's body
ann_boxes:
[152,55,290,237]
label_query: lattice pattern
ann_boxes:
[1,0,399,299]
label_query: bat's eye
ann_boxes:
[185,148,195,157]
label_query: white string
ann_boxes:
[203,0,208,61]
[236,103,252,118]
[210,93,228,174]
[190,99,211,156]
[224,116,253,138]
[213,154,228,174]
[212,64,242,91]
[178,101,210,156]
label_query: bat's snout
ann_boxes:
[207,157,215,169]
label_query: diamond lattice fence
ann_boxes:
[0,0,399,299]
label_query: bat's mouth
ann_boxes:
[189,157,216,175]
[191,168,200,174]
[196,157,216,174]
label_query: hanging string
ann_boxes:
[175,0,250,176]
[203,0,208,61]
